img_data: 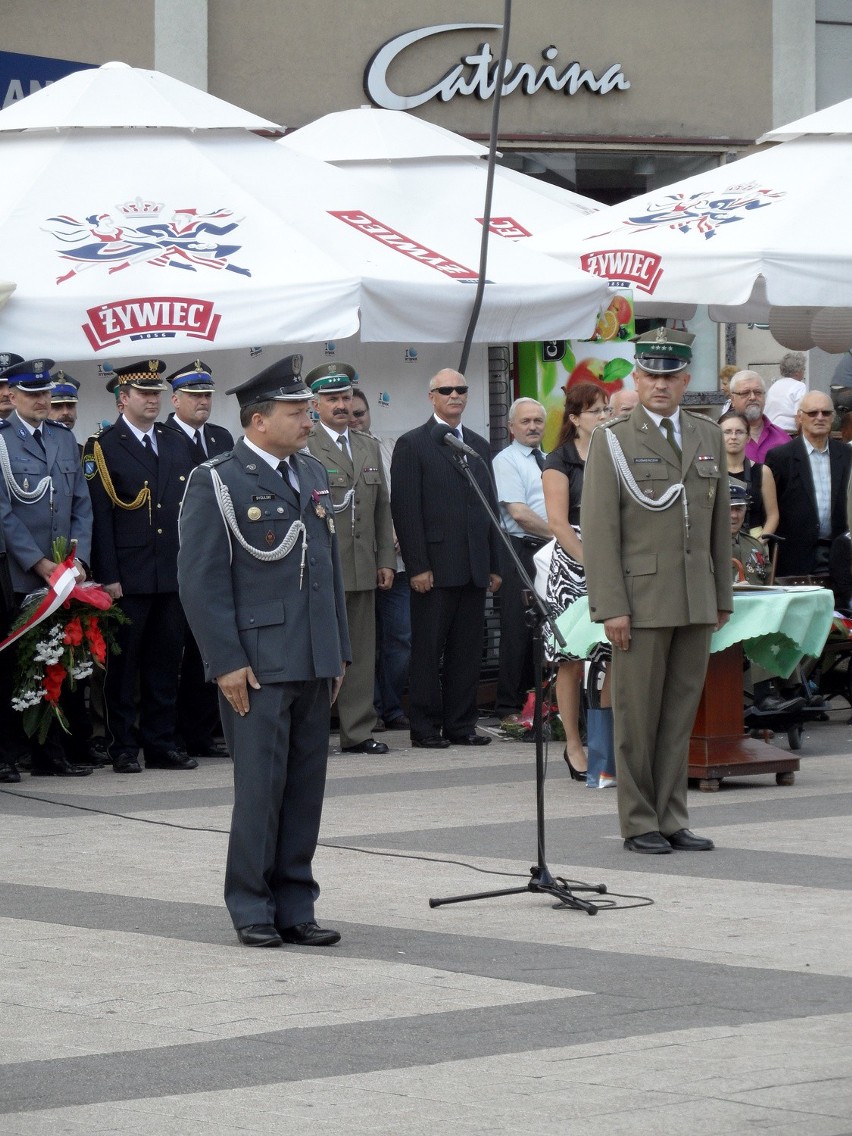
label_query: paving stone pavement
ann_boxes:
[1,710,851,1135]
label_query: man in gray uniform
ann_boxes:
[582,329,732,854]
[0,358,93,777]
[178,355,350,948]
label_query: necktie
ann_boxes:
[660,417,681,460]
[32,427,45,453]
[532,448,546,471]
[337,434,350,458]
[143,434,157,459]
[277,457,300,495]
[192,429,207,462]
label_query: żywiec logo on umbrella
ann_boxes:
[42,198,251,349]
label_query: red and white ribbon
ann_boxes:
[0,558,78,654]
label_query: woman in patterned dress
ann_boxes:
[542,382,611,780]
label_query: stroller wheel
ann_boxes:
[787,723,803,750]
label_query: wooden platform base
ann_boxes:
[688,644,800,791]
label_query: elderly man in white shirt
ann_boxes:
[492,397,552,720]
[764,351,808,434]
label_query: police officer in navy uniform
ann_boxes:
[0,352,24,420]
[162,360,234,464]
[0,358,94,776]
[83,359,198,774]
[47,371,81,435]
[163,360,235,757]
[178,355,350,948]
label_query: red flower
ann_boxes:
[85,618,107,665]
[43,662,67,704]
[63,617,84,646]
[69,582,114,611]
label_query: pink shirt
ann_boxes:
[745,416,790,463]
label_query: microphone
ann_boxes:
[430,421,481,460]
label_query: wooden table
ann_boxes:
[688,643,799,791]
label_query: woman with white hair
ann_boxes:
[764,351,807,433]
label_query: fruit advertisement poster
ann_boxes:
[516,289,636,452]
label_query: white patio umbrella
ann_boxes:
[758,97,852,142]
[0,67,607,357]
[0,129,363,358]
[281,106,600,241]
[0,60,281,132]
[527,126,852,350]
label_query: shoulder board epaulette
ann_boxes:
[0,418,9,431]
[683,407,719,425]
[202,452,230,468]
[601,413,630,428]
[47,420,70,431]
[301,450,325,466]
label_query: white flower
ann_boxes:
[12,690,46,710]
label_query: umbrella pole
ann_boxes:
[458,0,513,375]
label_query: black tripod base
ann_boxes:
[429,864,607,914]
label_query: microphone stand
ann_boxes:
[428,448,606,915]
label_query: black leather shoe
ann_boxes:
[341,738,389,754]
[185,739,230,757]
[113,754,142,774]
[384,714,411,730]
[623,831,672,854]
[237,924,283,948]
[447,733,491,746]
[145,750,199,770]
[0,763,21,783]
[278,921,341,947]
[411,735,451,748]
[666,828,715,851]
[31,757,93,777]
[754,693,806,715]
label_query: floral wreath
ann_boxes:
[0,538,127,743]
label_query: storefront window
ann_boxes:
[498,148,723,206]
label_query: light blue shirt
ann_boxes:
[493,440,548,537]
[803,437,832,538]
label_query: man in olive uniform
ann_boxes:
[178,355,350,948]
[83,359,198,774]
[581,329,732,854]
[730,479,769,585]
[306,364,395,755]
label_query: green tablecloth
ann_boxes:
[554,587,835,679]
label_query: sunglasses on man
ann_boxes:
[431,385,469,396]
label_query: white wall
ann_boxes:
[62,339,490,446]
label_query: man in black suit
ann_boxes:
[390,369,501,748]
[162,360,234,758]
[765,390,851,577]
[83,359,198,774]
